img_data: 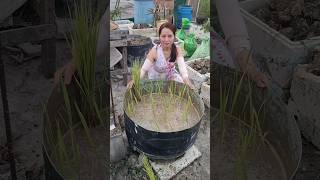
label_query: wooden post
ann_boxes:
[40,0,56,78]
[0,39,17,180]
[122,47,128,86]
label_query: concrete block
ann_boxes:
[150,145,201,180]
[186,58,209,92]
[200,82,210,108]
[289,64,320,149]
[239,0,320,87]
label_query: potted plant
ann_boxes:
[128,0,163,37]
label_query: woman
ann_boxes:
[128,22,194,89]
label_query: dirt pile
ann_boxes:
[189,59,210,74]
[253,0,320,41]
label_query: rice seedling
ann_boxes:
[131,60,142,101]
[65,0,102,126]
[230,73,245,115]
[142,154,157,180]
[234,129,250,180]
[74,102,95,148]
[182,92,192,124]
[219,80,231,144]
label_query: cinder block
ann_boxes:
[150,145,201,180]
[186,58,209,92]
[289,64,320,148]
[200,82,210,108]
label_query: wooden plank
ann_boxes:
[121,47,128,86]
[0,24,56,46]
[110,39,127,47]
[0,0,27,22]
[110,30,129,39]
[41,39,56,78]
[40,0,56,78]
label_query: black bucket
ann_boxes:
[123,80,205,159]
[127,35,153,66]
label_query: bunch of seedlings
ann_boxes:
[215,70,288,179]
[43,1,108,179]
[125,61,200,132]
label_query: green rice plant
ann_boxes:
[142,154,157,180]
[234,129,250,180]
[230,73,245,114]
[131,60,142,101]
[60,81,77,153]
[66,0,101,126]
[149,92,160,131]
[111,0,121,20]
[126,91,135,116]
[219,80,231,144]
[182,92,192,124]
[74,102,95,148]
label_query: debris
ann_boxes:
[16,43,41,57]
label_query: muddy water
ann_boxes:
[51,126,107,180]
[129,93,201,132]
[212,117,288,180]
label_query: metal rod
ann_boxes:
[0,40,17,180]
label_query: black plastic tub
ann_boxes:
[127,35,152,67]
[124,80,205,159]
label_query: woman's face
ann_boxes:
[160,27,174,49]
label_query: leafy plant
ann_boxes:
[66,0,102,126]
[111,0,122,20]
[142,154,157,180]
[131,61,142,101]
[201,18,211,33]
[43,1,107,179]
[146,0,161,27]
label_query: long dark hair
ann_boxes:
[159,22,177,62]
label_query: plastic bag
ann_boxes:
[181,18,190,29]
[189,38,210,60]
[184,33,197,57]
[177,29,186,40]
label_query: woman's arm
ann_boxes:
[215,0,251,57]
[176,47,194,89]
[140,47,156,79]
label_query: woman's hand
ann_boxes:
[236,48,269,88]
[127,80,134,89]
[183,78,195,90]
[54,62,76,85]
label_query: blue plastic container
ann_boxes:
[176,5,193,29]
[134,0,154,24]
